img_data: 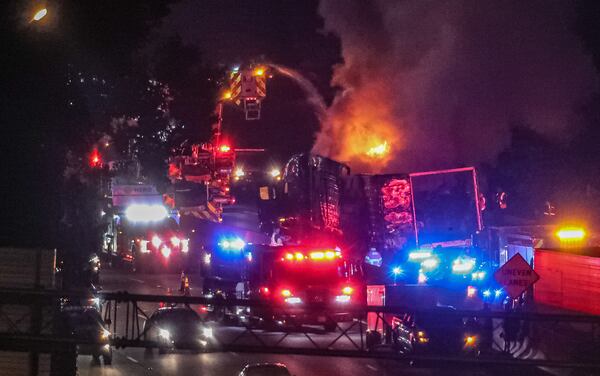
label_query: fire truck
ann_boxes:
[101,163,190,273]
[244,244,364,331]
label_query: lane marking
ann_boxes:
[128,278,145,284]
[366,365,378,371]
[126,356,139,364]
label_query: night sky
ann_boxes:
[2,0,600,248]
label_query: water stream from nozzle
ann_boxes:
[268,64,327,124]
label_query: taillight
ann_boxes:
[259,286,270,295]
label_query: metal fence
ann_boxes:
[0,288,599,372]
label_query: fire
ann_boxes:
[366,141,389,158]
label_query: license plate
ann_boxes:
[318,316,327,323]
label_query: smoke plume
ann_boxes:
[314,0,597,172]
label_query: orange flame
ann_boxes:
[366,141,389,158]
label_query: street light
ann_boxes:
[31,8,48,22]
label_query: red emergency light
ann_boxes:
[218,144,231,153]
[89,148,102,168]
[281,249,342,262]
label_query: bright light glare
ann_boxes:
[161,246,171,258]
[483,289,491,297]
[467,286,477,298]
[101,329,110,339]
[158,329,170,340]
[342,286,353,295]
[254,67,265,76]
[366,141,389,158]
[234,167,245,178]
[222,91,232,100]
[310,251,324,260]
[556,227,585,241]
[171,237,181,246]
[203,253,211,265]
[151,236,162,248]
[32,8,48,21]
[294,252,304,261]
[392,266,403,275]
[465,336,476,346]
[285,297,302,304]
[270,168,281,178]
[181,239,189,253]
[452,257,476,273]
[231,238,245,250]
[202,327,213,338]
[281,289,292,297]
[125,204,168,222]
[422,258,439,270]
[418,272,427,284]
[335,295,351,303]
[408,251,432,261]
[219,144,231,153]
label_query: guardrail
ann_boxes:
[0,288,599,372]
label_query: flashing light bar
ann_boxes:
[556,227,585,241]
[125,204,168,222]
[335,295,351,303]
[282,249,342,262]
[219,237,246,251]
[285,297,302,304]
[151,235,162,248]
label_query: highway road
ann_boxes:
[74,269,555,376]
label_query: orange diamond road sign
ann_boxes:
[494,253,539,299]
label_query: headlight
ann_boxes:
[158,328,171,340]
[171,236,181,246]
[101,329,110,339]
[202,327,213,338]
[151,236,162,248]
